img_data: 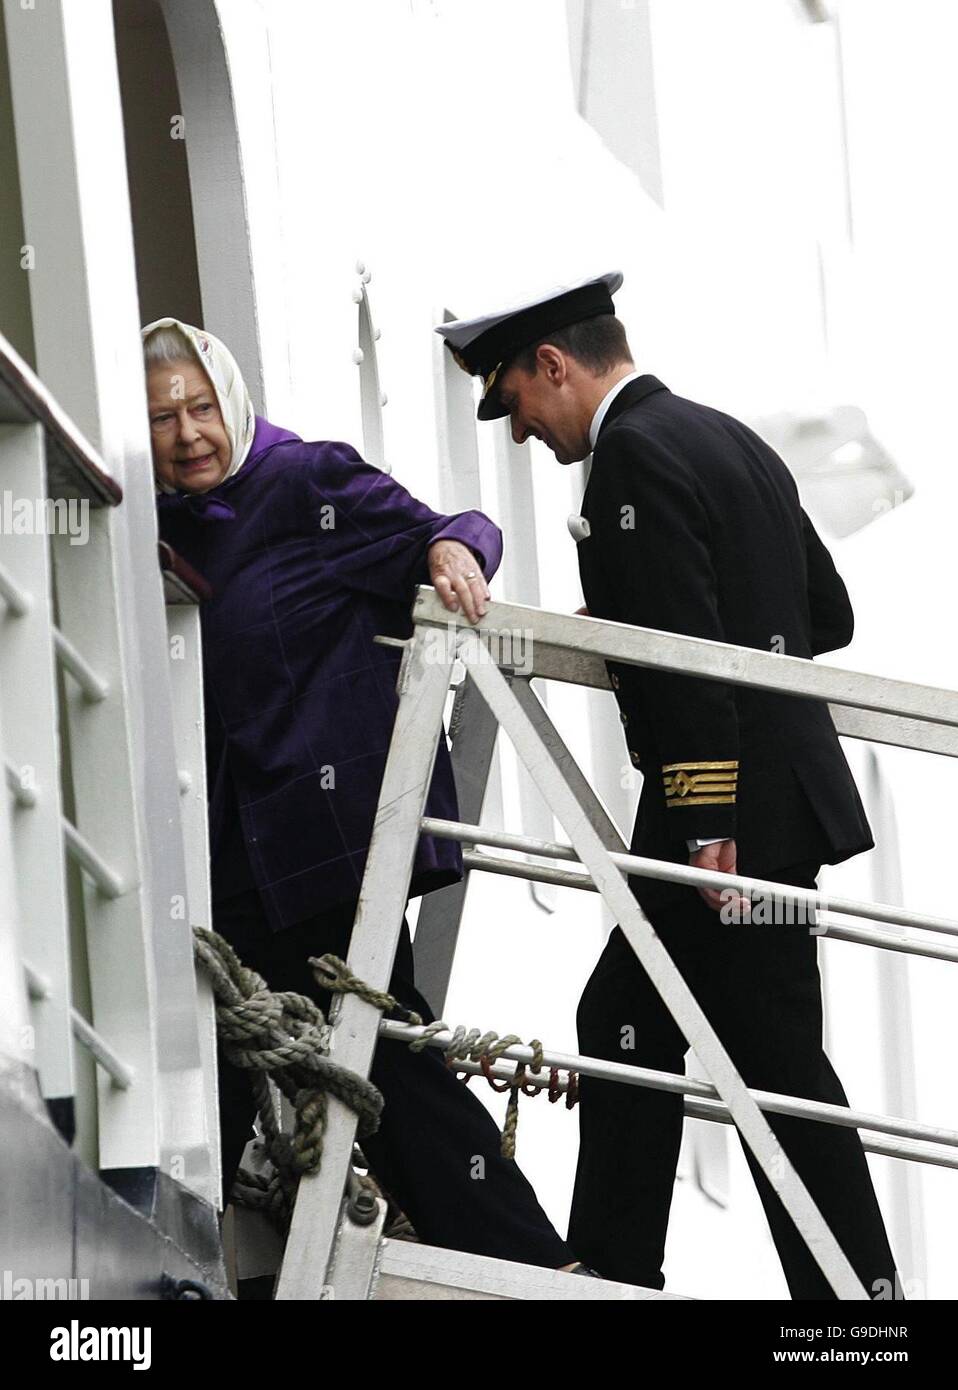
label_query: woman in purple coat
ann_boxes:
[142,317,577,1285]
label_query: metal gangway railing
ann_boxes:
[275,587,958,1301]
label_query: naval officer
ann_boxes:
[436,274,900,1299]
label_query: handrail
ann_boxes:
[424,817,958,939]
[375,627,958,761]
[409,588,958,745]
[0,560,32,617]
[378,1021,958,1165]
[22,962,133,1089]
[457,848,958,966]
[158,541,213,605]
[4,758,38,809]
[0,330,122,506]
[53,627,109,702]
[62,817,128,899]
[445,1054,958,1172]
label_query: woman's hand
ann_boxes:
[427,539,490,624]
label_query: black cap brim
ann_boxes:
[477,376,509,422]
[437,272,624,422]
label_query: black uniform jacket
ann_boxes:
[577,375,873,914]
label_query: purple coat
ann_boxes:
[157,417,502,933]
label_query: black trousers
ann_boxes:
[568,864,900,1299]
[214,889,572,1269]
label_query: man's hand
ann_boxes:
[689,838,748,913]
[428,539,490,625]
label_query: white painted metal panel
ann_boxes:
[0,422,74,1103]
[166,602,219,1207]
[4,0,213,1178]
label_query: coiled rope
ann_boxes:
[192,927,383,1228]
[192,928,580,1234]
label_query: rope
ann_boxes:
[313,954,579,1160]
[192,928,384,1229]
[193,928,578,1229]
[311,954,420,1022]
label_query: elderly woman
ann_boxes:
[142,317,578,1283]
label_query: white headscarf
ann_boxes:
[141,317,256,495]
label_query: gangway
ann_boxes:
[270,588,958,1301]
[4,325,958,1300]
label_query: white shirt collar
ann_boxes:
[588,370,643,451]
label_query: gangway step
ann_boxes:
[316,1194,689,1300]
[371,1240,691,1301]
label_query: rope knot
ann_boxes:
[310,952,423,1025]
[193,928,385,1230]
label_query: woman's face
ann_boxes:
[147,358,232,493]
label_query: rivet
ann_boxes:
[380,392,388,407]
[355,260,366,275]
[362,269,372,284]
[353,348,364,364]
[352,288,363,304]
[373,327,382,341]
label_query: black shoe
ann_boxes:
[567,1262,604,1278]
